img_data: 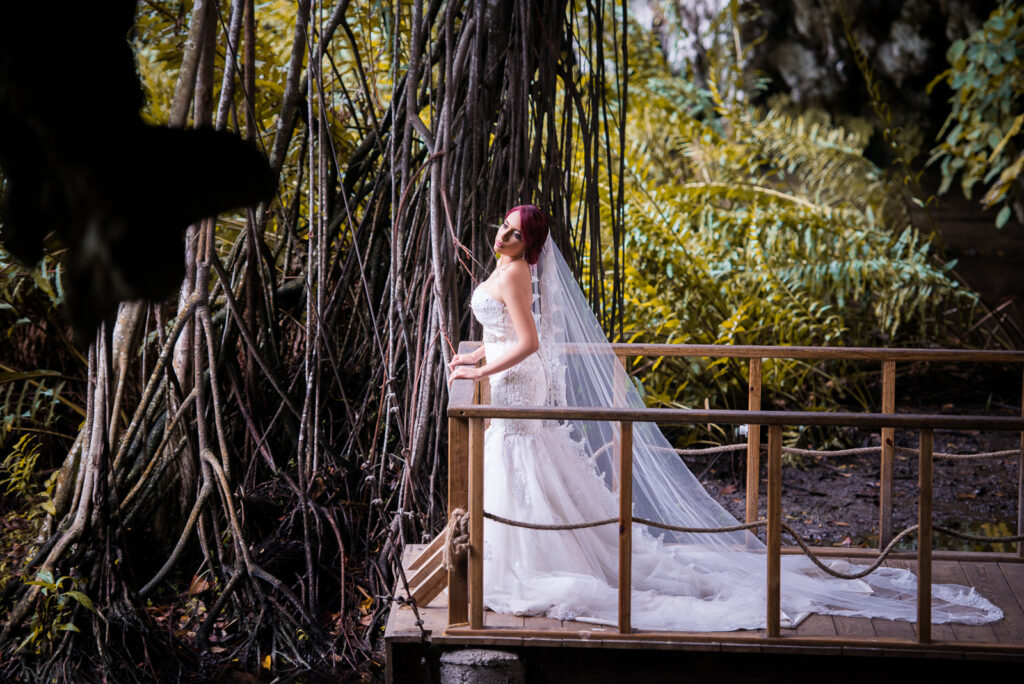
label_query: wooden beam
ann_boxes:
[605,343,1024,363]
[447,414,469,627]
[438,626,1024,655]
[469,416,484,630]
[448,405,1024,432]
[407,537,444,586]
[405,534,452,609]
[778,546,1023,563]
[746,358,762,527]
[446,340,478,629]
[918,428,933,644]
[767,424,782,638]
[410,564,448,609]
[619,421,633,635]
[880,360,896,547]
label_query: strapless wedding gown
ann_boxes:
[470,282,1003,631]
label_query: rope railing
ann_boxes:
[899,447,1021,461]
[781,522,920,580]
[449,510,1024,581]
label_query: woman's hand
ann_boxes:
[448,364,484,385]
[447,352,478,371]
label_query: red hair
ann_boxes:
[505,204,549,265]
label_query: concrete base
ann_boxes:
[439,649,524,684]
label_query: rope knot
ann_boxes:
[442,508,471,571]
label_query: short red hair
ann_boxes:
[505,204,549,265]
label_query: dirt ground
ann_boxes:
[692,401,1021,552]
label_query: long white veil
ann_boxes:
[532,239,748,546]
[524,238,1002,627]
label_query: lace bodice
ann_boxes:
[470,283,517,344]
[470,282,546,436]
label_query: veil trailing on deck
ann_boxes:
[519,238,1002,629]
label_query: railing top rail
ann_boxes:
[458,340,1024,362]
[446,403,1024,431]
[608,343,1024,363]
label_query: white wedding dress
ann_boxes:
[469,240,1003,632]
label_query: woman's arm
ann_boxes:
[448,260,537,383]
[447,343,486,370]
[478,261,538,375]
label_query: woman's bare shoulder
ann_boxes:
[496,259,532,290]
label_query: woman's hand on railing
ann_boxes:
[448,364,484,386]
[448,352,479,370]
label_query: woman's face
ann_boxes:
[494,210,526,260]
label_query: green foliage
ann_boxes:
[0,243,69,371]
[0,438,87,654]
[928,0,1024,227]
[17,569,94,655]
[0,368,72,451]
[0,433,60,540]
[0,242,82,453]
[0,247,65,313]
[576,8,978,427]
[1,435,41,497]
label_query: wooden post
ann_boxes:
[766,424,782,638]
[481,377,491,426]
[618,420,633,635]
[446,416,469,626]
[469,416,485,630]
[918,428,933,644]
[611,355,628,492]
[446,347,479,628]
[746,358,762,526]
[880,360,896,548]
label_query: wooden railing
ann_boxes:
[446,341,1024,641]
[608,343,1024,549]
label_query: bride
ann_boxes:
[446,205,1002,631]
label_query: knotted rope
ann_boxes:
[442,507,471,571]
[474,511,1024,581]
[483,510,618,530]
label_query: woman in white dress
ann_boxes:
[447,205,1002,631]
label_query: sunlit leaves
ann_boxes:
[929,0,1023,227]
[17,569,94,655]
[574,10,977,418]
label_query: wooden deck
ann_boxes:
[386,544,1024,683]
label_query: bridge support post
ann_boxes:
[618,420,633,635]
[746,358,762,532]
[448,413,469,626]
[766,424,782,638]
[469,416,485,630]
[447,342,481,628]
[880,361,896,548]
[918,428,933,644]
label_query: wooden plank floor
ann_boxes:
[385,545,1024,661]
